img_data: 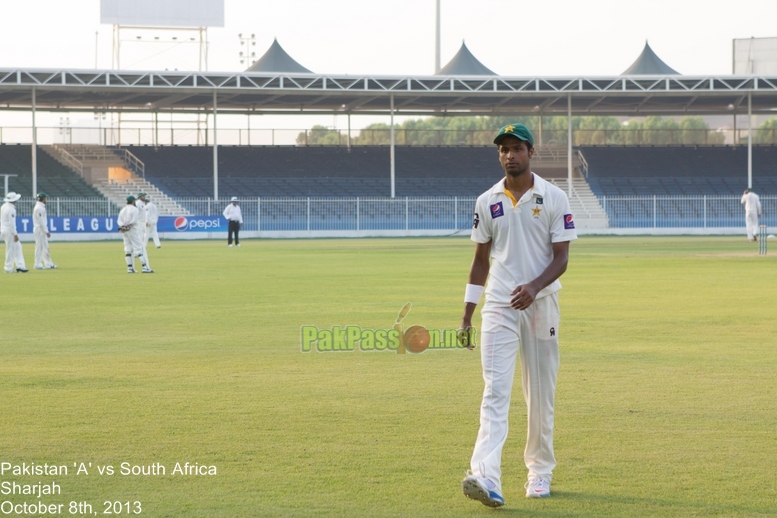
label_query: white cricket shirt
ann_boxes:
[145,202,159,225]
[471,173,577,306]
[223,204,243,224]
[741,192,762,215]
[117,205,139,228]
[33,201,48,233]
[0,202,17,235]
[136,199,148,224]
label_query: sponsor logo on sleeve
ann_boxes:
[564,214,575,230]
[490,202,504,219]
[473,212,480,229]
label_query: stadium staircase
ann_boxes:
[547,177,609,229]
[43,144,190,215]
[532,147,609,228]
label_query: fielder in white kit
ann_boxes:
[33,192,57,270]
[461,124,576,507]
[1,191,28,273]
[118,196,153,274]
[741,188,762,242]
[144,196,161,248]
[135,192,152,268]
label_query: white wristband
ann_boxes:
[464,284,484,305]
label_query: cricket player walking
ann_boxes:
[118,196,153,274]
[135,192,152,268]
[1,192,28,273]
[741,188,762,242]
[32,192,57,269]
[144,197,161,248]
[461,124,576,507]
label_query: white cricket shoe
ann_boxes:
[236,243,241,247]
[525,476,551,498]
[462,472,504,508]
[228,244,233,247]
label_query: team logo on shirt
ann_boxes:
[490,202,504,219]
[564,214,575,229]
[473,212,480,229]
[536,197,543,204]
[532,207,542,218]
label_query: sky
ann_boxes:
[0,0,775,133]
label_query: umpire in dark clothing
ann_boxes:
[223,197,243,247]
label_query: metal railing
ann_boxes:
[3,126,777,147]
[14,197,119,218]
[601,195,776,228]
[50,145,84,177]
[115,147,145,177]
[175,197,476,232]
[8,195,774,232]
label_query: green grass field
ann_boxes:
[1,236,776,517]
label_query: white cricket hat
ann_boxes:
[231,196,239,202]
[4,192,21,202]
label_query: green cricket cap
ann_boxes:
[36,192,48,200]
[126,195,136,202]
[494,123,534,147]
[137,192,147,197]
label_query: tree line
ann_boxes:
[297,116,777,146]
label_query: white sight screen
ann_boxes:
[100,0,224,27]
[733,37,777,75]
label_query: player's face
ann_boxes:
[498,136,533,177]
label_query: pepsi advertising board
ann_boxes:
[15,216,228,233]
[158,216,228,233]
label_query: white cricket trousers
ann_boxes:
[34,228,54,268]
[145,223,160,247]
[470,293,560,492]
[123,227,148,268]
[745,211,759,240]
[2,230,26,272]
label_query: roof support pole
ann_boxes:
[435,0,441,73]
[31,87,37,198]
[347,113,351,149]
[390,94,396,198]
[747,92,752,189]
[213,90,219,200]
[567,94,573,197]
[538,114,543,147]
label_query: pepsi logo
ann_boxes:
[174,217,188,231]
[564,213,575,230]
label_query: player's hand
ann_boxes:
[459,319,476,350]
[46,232,50,238]
[13,235,18,242]
[510,283,538,311]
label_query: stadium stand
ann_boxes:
[0,144,105,198]
[126,145,506,198]
[582,145,777,196]
[120,144,777,204]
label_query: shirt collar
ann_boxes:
[492,173,547,202]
